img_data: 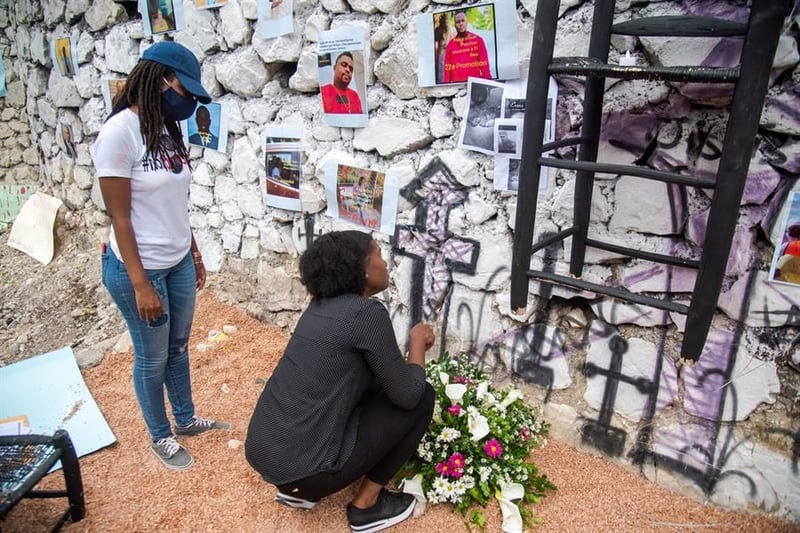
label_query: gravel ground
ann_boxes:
[2,290,796,533]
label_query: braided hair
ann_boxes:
[108,60,189,165]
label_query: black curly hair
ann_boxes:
[299,231,373,299]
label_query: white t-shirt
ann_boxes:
[92,109,192,270]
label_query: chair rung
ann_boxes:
[585,238,700,269]
[538,157,716,188]
[531,226,579,254]
[548,57,740,83]
[527,270,690,314]
[541,136,589,152]
[612,16,747,37]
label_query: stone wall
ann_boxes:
[2,0,800,522]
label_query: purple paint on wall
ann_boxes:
[652,420,716,473]
[682,329,735,421]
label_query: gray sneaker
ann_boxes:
[150,436,194,470]
[174,416,232,437]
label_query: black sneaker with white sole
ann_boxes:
[346,489,416,533]
[275,491,319,510]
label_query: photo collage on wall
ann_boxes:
[62,0,553,226]
[262,125,303,212]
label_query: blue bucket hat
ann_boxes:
[141,41,212,104]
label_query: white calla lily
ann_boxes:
[476,381,489,399]
[500,388,523,409]
[400,474,427,518]
[445,383,467,403]
[439,372,451,385]
[497,482,524,533]
[468,411,490,441]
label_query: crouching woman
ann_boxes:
[245,231,435,533]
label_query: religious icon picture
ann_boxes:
[52,36,78,77]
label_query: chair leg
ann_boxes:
[52,430,85,523]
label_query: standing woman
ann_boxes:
[246,231,436,533]
[93,41,229,470]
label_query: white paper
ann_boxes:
[7,192,63,265]
[192,0,228,9]
[257,0,294,39]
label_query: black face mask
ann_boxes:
[161,87,197,122]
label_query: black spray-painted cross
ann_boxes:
[392,158,479,324]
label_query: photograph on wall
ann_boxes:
[416,0,519,87]
[493,157,521,192]
[262,125,302,212]
[257,0,293,39]
[494,118,522,158]
[183,102,228,152]
[457,77,505,155]
[60,124,78,160]
[193,0,228,9]
[0,50,6,98]
[51,36,79,78]
[324,161,399,235]
[317,28,369,128]
[140,0,185,36]
[101,78,127,114]
[768,191,800,286]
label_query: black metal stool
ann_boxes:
[0,429,85,532]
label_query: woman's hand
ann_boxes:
[134,283,164,323]
[406,323,435,366]
[194,260,206,290]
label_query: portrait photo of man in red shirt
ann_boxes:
[442,9,494,83]
[320,51,364,115]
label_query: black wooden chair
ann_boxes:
[0,429,85,532]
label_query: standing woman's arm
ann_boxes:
[99,177,164,323]
[190,234,205,290]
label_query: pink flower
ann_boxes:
[453,375,469,384]
[448,404,462,416]
[448,452,465,470]
[435,461,452,476]
[484,439,503,458]
[519,426,530,441]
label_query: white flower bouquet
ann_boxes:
[399,356,555,532]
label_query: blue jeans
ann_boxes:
[102,247,197,441]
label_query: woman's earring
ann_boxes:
[365,273,369,279]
